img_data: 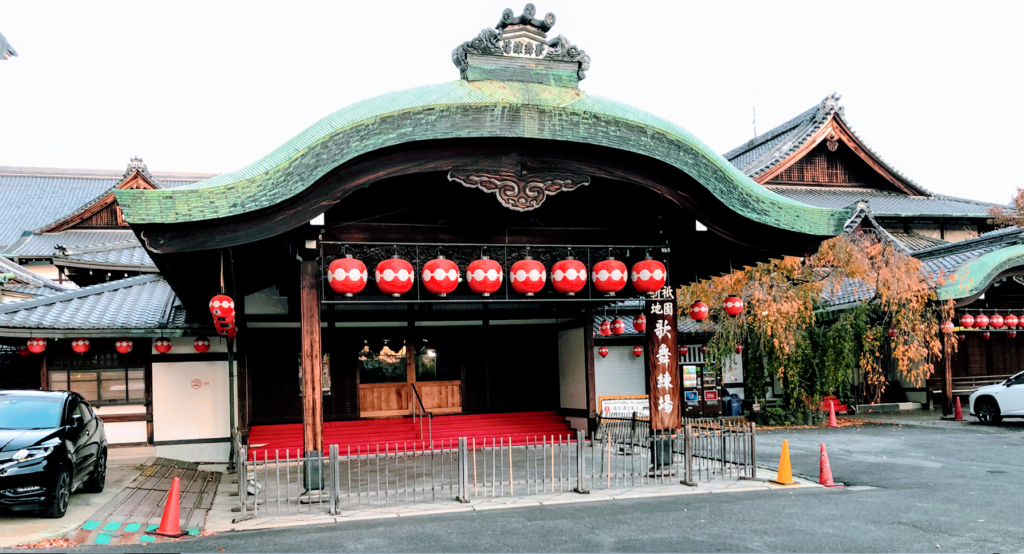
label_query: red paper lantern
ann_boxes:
[888,327,897,338]
[209,295,235,319]
[990,314,1004,329]
[610,318,626,336]
[592,257,627,296]
[633,314,647,333]
[974,314,989,328]
[735,343,744,354]
[327,256,367,297]
[959,314,975,328]
[510,257,546,296]
[940,321,955,334]
[115,339,133,354]
[375,257,415,297]
[1005,314,1019,328]
[598,346,609,357]
[552,258,587,295]
[599,320,612,337]
[699,344,708,355]
[724,295,743,317]
[689,301,709,321]
[981,331,991,340]
[630,257,666,294]
[632,345,643,357]
[678,345,689,357]
[154,337,172,354]
[17,345,30,357]
[466,257,503,296]
[71,338,90,354]
[194,337,211,353]
[1008,331,1017,339]
[957,334,966,343]
[422,256,459,297]
[27,338,46,354]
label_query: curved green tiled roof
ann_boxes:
[115,80,850,236]
[935,244,1024,301]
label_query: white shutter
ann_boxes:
[595,345,647,397]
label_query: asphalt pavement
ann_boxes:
[29,416,1024,553]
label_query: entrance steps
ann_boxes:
[247,411,575,460]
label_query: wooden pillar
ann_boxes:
[943,334,953,415]
[583,310,596,418]
[300,261,323,454]
[39,352,48,391]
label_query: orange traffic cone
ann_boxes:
[818,443,844,488]
[770,439,799,486]
[954,397,963,421]
[827,401,839,428]
[149,476,187,538]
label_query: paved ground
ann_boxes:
[8,413,1023,552]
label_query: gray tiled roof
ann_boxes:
[0,256,71,297]
[765,186,996,218]
[0,274,207,337]
[52,241,155,271]
[886,232,949,252]
[2,229,139,258]
[0,166,215,251]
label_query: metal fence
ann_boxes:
[235,422,755,519]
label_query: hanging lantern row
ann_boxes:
[16,336,211,355]
[959,312,1020,329]
[327,252,667,298]
[687,296,745,322]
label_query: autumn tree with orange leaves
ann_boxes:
[678,232,956,412]
[987,187,1024,228]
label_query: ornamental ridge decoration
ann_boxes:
[451,3,592,80]
[447,170,590,212]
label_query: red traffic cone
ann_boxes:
[149,476,187,538]
[819,443,844,488]
[954,397,963,421]
[827,401,839,428]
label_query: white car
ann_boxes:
[970,371,1024,424]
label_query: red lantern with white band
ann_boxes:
[957,334,966,342]
[71,338,90,354]
[888,327,897,338]
[1009,331,1018,339]
[724,295,743,317]
[990,314,1004,329]
[552,257,587,295]
[17,345,30,357]
[689,301,709,321]
[598,346,609,357]
[959,314,974,328]
[1005,314,1019,328]
[735,343,744,354]
[630,256,666,294]
[981,331,991,340]
[632,345,643,357]
[466,257,502,296]
[610,318,626,336]
[375,257,415,297]
[940,321,955,334]
[974,314,989,328]
[209,295,235,319]
[327,255,367,297]
[194,337,211,353]
[633,314,646,333]
[678,345,688,357]
[27,338,46,354]
[599,320,612,337]
[592,257,627,296]
[115,339,133,354]
[510,257,546,296]
[700,344,707,355]
[154,337,172,354]
[422,256,459,297]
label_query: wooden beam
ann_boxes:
[583,310,596,418]
[300,261,324,453]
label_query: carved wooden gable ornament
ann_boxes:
[448,170,589,212]
[452,4,591,85]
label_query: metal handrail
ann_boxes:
[409,383,432,445]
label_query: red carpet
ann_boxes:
[247,411,575,460]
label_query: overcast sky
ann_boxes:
[1,1,1020,203]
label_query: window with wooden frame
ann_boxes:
[48,342,145,405]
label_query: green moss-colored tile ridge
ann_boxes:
[114,80,850,236]
[935,244,1024,300]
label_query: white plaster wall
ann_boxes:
[557,328,587,410]
[156,442,230,463]
[94,405,147,444]
[152,361,229,443]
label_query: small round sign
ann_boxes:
[191,379,203,390]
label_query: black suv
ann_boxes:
[0,390,107,518]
